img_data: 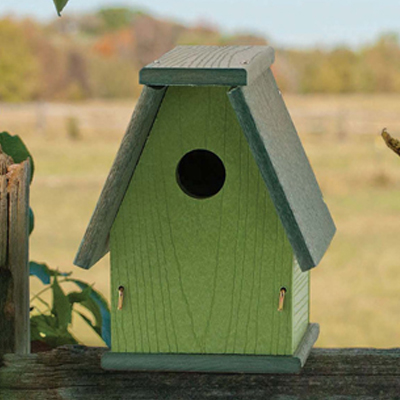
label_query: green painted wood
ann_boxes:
[293,323,319,367]
[101,352,301,374]
[102,324,318,373]
[292,258,310,352]
[110,86,294,356]
[140,46,275,86]
[74,85,167,269]
[228,69,336,272]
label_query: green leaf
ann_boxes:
[67,286,92,305]
[0,132,34,182]
[30,315,59,340]
[30,262,71,284]
[51,275,72,330]
[80,297,102,331]
[31,314,78,347]
[30,261,51,284]
[53,0,69,16]
[68,279,111,346]
[29,208,35,235]
[75,310,101,337]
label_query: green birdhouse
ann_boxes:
[74,46,335,373]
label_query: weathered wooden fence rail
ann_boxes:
[1,346,400,399]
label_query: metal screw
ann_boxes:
[118,286,125,310]
[278,287,287,312]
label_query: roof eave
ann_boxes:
[74,85,167,269]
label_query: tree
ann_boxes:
[0,19,39,102]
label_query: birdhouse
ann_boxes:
[74,46,335,373]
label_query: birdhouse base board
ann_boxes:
[102,323,319,373]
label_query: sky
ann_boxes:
[0,0,399,48]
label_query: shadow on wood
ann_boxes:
[1,346,399,399]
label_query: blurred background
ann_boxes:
[1,0,400,348]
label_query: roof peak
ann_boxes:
[139,45,275,87]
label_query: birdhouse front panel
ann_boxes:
[109,86,308,356]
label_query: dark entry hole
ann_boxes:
[176,149,226,199]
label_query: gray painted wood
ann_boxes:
[102,324,318,373]
[74,85,167,269]
[140,46,275,86]
[228,69,336,271]
[2,346,400,399]
[293,323,319,367]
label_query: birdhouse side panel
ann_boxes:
[292,258,310,352]
[109,86,294,356]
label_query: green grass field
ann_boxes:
[1,94,400,348]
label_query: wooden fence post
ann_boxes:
[0,146,31,356]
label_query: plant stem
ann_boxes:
[30,278,69,302]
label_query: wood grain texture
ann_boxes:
[110,86,295,356]
[139,45,275,86]
[292,258,309,351]
[74,85,166,269]
[0,170,12,356]
[7,160,31,355]
[0,176,8,267]
[0,147,12,267]
[2,345,400,399]
[228,69,336,272]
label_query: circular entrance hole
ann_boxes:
[176,149,226,199]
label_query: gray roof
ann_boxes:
[75,45,335,272]
[140,45,275,86]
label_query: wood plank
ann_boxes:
[74,85,167,269]
[2,346,400,399]
[0,148,12,357]
[101,352,302,374]
[228,69,336,272]
[0,173,12,357]
[110,86,294,355]
[0,175,8,267]
[140,46,275,86]
[292,258,310,351]
[293,323,319,367]
[102,324,318,373]
[7,160,31,355]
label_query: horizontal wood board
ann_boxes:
[101,324,318,373]
[140,45,275,86]
[101,353,301,374]
[74,86,166,269]
[2,345,400,399]
[228,69,336,271]
[110,86,295,355]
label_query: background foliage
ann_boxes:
[1,8,400,102]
